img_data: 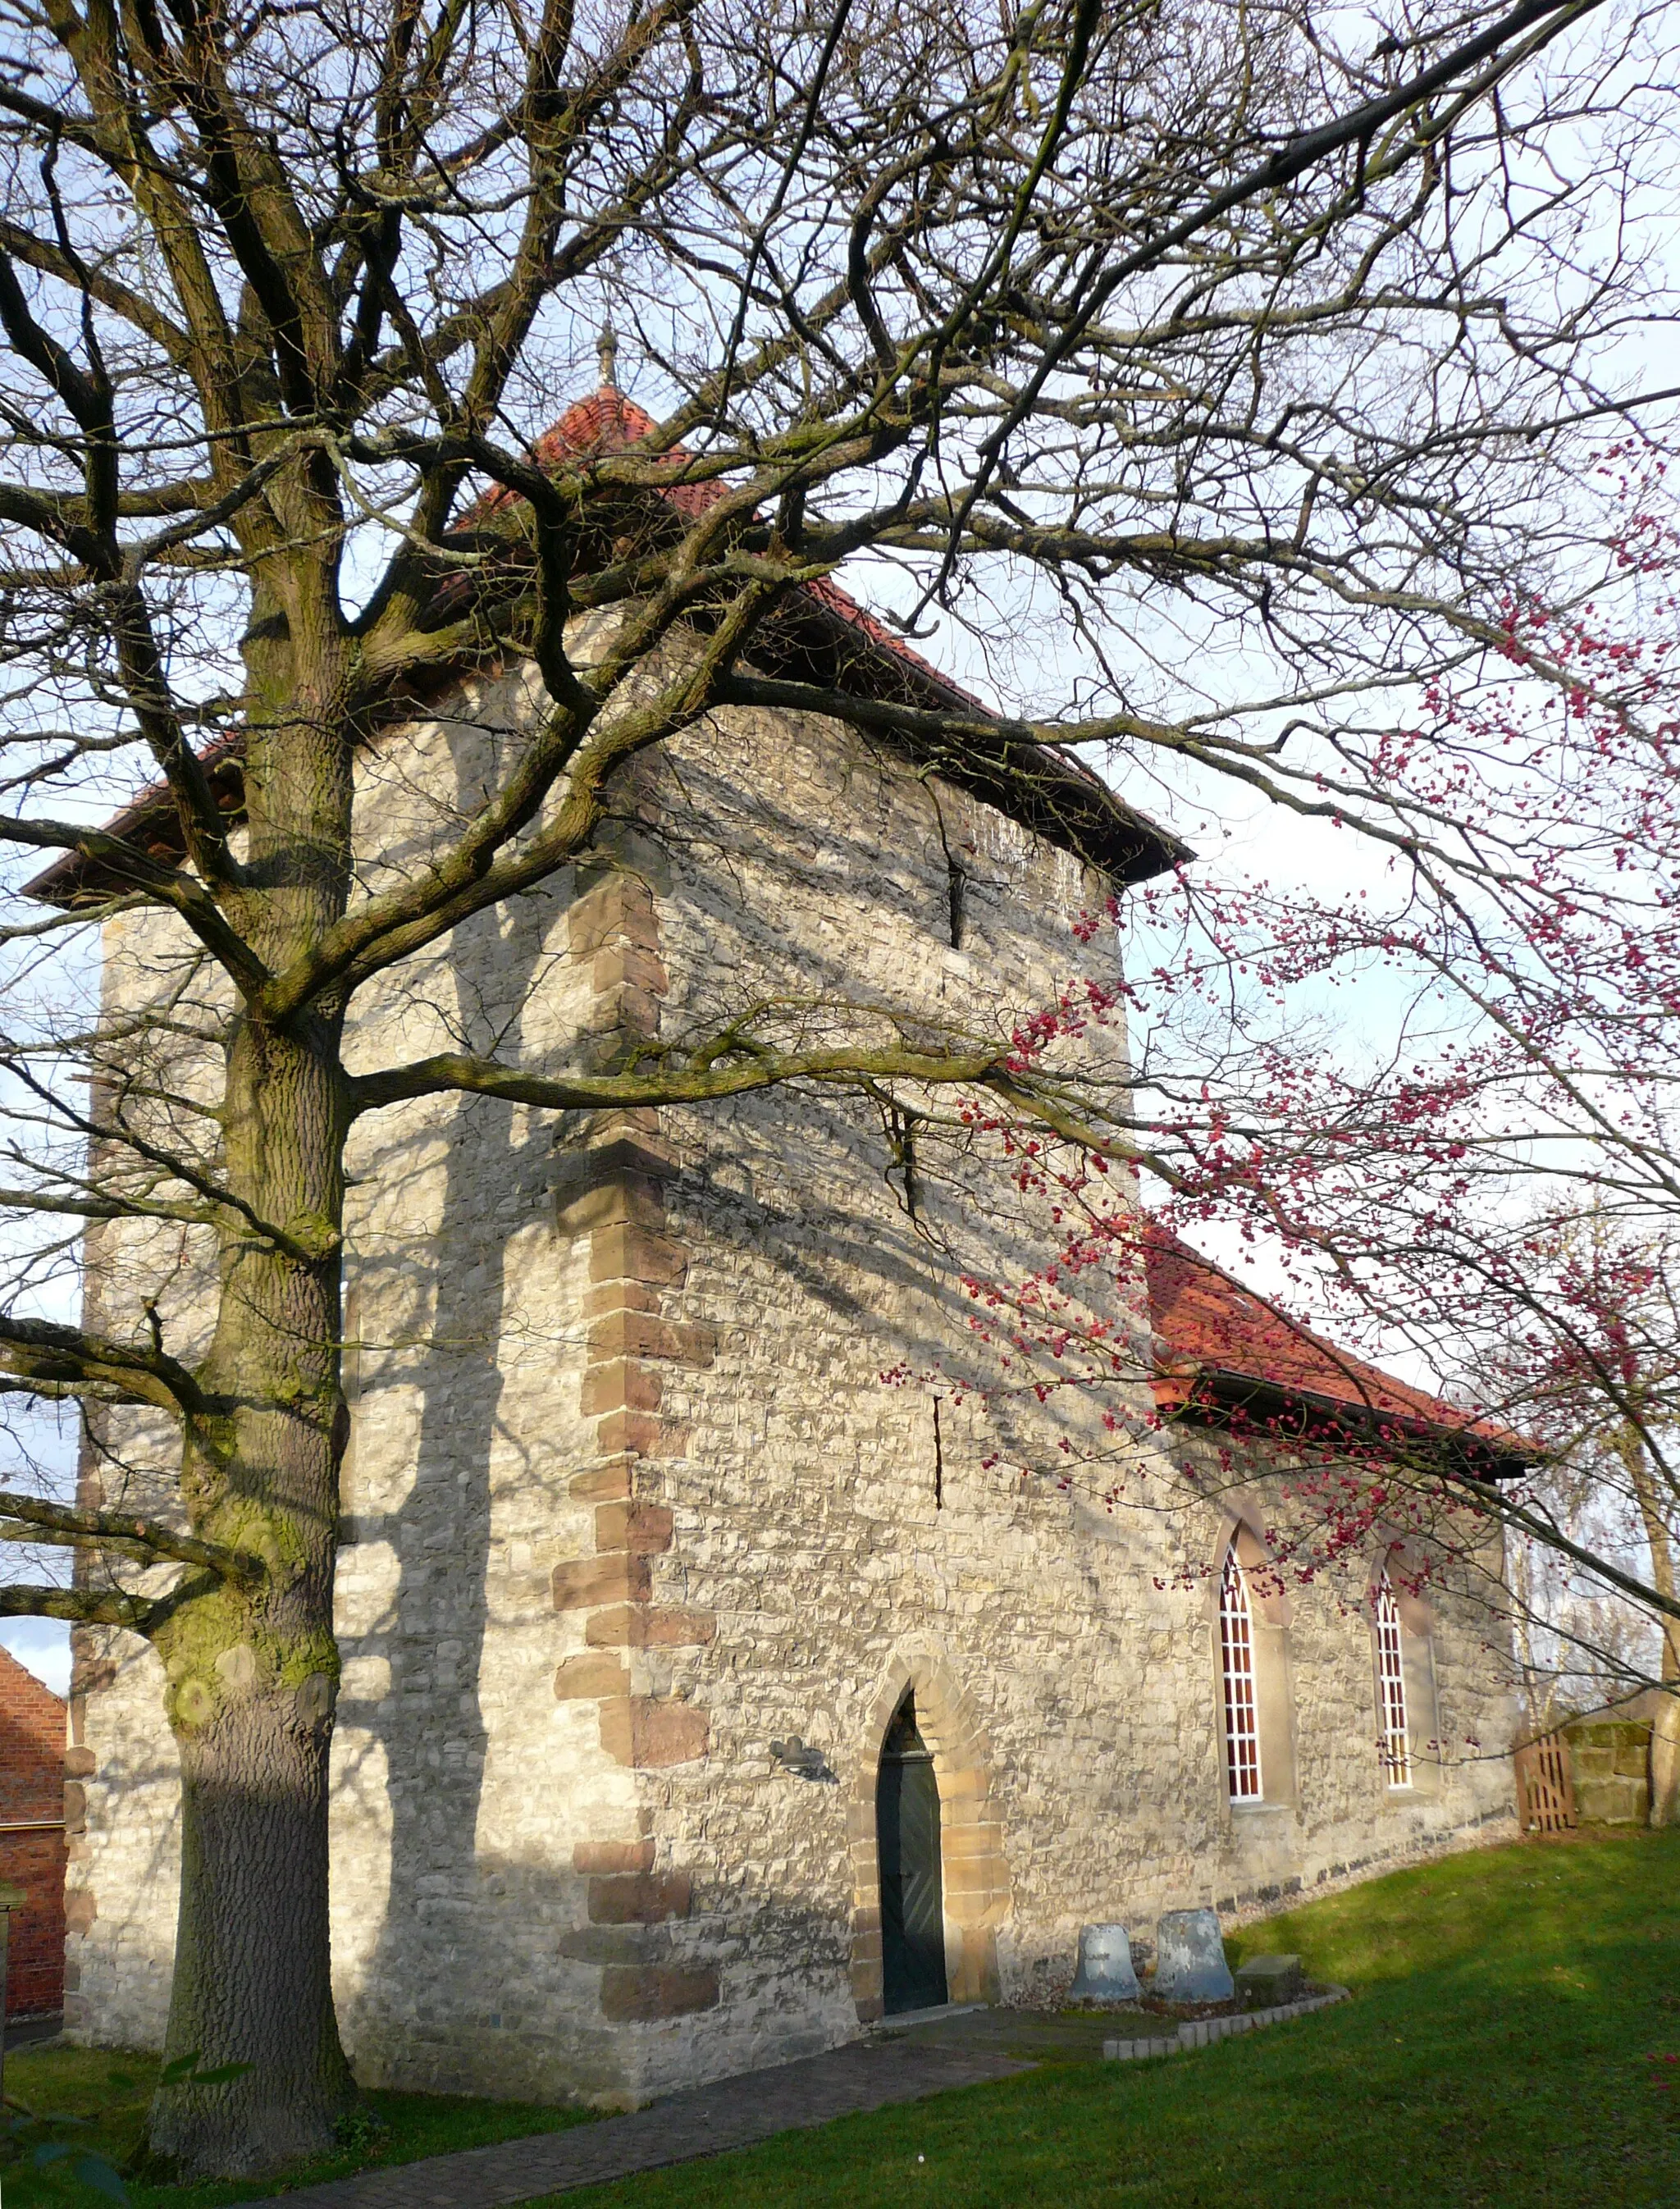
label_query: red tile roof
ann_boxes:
[457,388,988,713]
[1144,1230,1524,1468]
[28,384,1185,906]
[470,387,727,525]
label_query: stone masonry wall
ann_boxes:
[1563,1717,1651,1825]
[66,647,1517,2103]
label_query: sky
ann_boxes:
[2,1618,70,1696]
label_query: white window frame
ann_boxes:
[1220,1545,1263,1801]
[1376,1570,1411,1787]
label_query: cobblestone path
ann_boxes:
[274,2033,1031,2208]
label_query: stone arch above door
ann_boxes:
[847,1650,1009,2022]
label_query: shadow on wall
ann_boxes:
[321,1024,1021,2096]
[313,714,1128,2102]
[331,710,595,2097]
[64,1622,184,2047]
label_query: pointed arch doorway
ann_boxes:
[875,1691,947,2013]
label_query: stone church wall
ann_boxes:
[63,646,1517,2105]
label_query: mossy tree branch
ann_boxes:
[0,1582,158,1629]
[0,1316,221,1421]
[0,1490,263,1582]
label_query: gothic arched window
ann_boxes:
[1220,1545,1262,1801]
[1376,1570,1411,1787]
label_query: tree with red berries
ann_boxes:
[929,489,1680,1795]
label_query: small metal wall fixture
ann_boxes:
[769,1736,838,1783]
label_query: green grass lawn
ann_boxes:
[6,1829,1675,2207]
[0,2046,595,2207]
[543,1828,1680,2209]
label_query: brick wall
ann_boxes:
[0,1647,66,2017]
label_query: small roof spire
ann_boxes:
[597,322,619,391]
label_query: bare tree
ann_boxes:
[1474,1216,1680,1820]
[0,0,1672,2175]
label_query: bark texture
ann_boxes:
[148,1691,353,2172]
[144,596,359,2166]
[144,1007,356,2168]
[1621,1419,1680,1828]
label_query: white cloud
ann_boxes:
[0,1619,71,1698]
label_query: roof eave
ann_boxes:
[23,738,247,908]
[25,614,1189,906]
[1153,1364,1531,1480]
[785,593,1188,887]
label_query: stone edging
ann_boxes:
[1102,1984,1350,2062]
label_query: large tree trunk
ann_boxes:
[146,1684,353,2173]
[1650,1629,1680,1830]
[144,789,358,2173]
[1619,1419,1680,1828]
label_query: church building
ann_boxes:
[36,384,1519,2111]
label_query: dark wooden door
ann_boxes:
[877,1694,947,2015]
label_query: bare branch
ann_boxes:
[0,1489,262,1581]
[0,1315,217,1419]
[0,1582,156,1629]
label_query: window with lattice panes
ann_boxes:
[1220,1545,1262,1801]
[1376,1571,1411,1787]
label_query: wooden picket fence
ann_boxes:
[1514,1730,1577,1834]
